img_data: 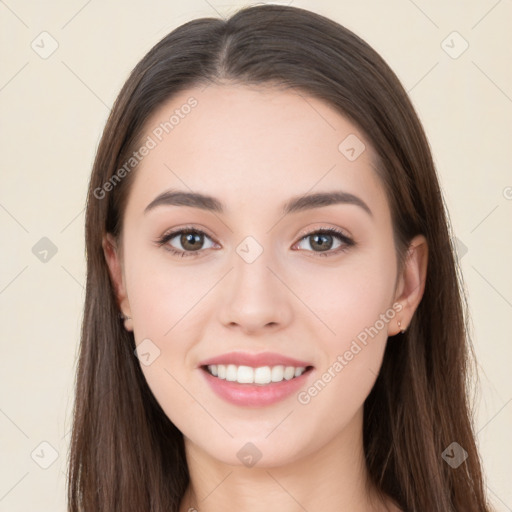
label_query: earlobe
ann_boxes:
[391,235,429,336]
[102,233,132,329]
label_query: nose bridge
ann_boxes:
[217,231,292,331]
[231,232,279,299]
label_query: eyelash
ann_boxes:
[155,225,355,259]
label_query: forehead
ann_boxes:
[125,83,388,219]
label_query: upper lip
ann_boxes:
[198,351,313,369]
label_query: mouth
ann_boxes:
[201,364,315,386]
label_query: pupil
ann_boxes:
[312,234,332,251]
[182,232,202,251]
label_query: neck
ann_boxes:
[179,408,398,512]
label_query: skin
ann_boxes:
[103,83,428,512]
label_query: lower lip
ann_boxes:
[200,367,314,407]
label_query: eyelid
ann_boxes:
[158,224,218,243]
[294,223,353,241]
[155,224,355,257]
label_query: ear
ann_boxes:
[389,234,428,336]
[102,233,132,325]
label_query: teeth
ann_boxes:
[206,364,307,384]
[226,364,237,381]
[271,365,285,382]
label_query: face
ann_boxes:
[104,83,417,468]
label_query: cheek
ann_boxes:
[292,249,396,343]
[124,248,211,342]
[124,256,208,432]
[292,249,396,410]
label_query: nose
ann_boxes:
[216,245,293,334]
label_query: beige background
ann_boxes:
[0,0,511,510]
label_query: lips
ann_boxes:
[197,351,313,369]
[200,363,315,407]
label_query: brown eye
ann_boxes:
[179,231,205,251]
[295,228,355,256]
[156,228,216,257]
[309,233,335,252]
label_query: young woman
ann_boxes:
[67,4,493,511]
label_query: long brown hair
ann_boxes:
[67,5,493,511]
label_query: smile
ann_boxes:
[204,364,310,385]
[200,364,314,407]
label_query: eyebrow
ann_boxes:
[144,189,373,217]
